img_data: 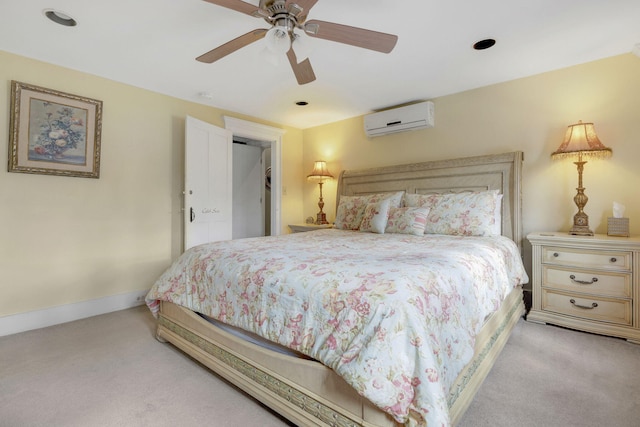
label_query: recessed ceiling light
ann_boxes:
[44,9,77,27]
[473,38,496,50]
[295,101,308,106]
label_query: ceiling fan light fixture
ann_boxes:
[265,24,291,55]
[263,46,283,66]
[292,32,312,61]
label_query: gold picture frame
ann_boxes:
[8,80,103,178]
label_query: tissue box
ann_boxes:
[607,217,629,237]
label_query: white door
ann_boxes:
[184,116,233,251]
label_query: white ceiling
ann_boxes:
[1,0,639,129]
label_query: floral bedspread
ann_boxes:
[146,229,528,426]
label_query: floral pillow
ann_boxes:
[371,191,403,208]
[402,193,440,209]
[492,194,503,235]
[422,190,502,236]
[403,190,501,236]
[334,191,404,230]
[385,207,430,236]
[359,199,392,234]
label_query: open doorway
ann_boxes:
[224,116,284,237]
[232,138,271,239]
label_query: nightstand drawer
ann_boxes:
[543,266,631,298]
[542,289,631,326]
[542,246,631,271]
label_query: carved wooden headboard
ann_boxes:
[336,151,524,251]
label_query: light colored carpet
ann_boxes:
[0,306,293,427]
[1,306,639,426]
[458,314,640,427]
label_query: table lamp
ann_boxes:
[307,160,334,225]
[551,121,612,236]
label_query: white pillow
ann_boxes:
[385,207,430,236]
[334,191,404,230]
[359,200,392,234]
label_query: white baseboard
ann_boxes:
[0,289,150,337]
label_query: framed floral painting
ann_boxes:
[8,81,103,178]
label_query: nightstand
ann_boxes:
[527,232,640,344]
[288,223,334,233]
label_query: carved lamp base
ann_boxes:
[569,224,594,236]
[569,204,594,236]
[569,163,594,236]
[316,212,328,225]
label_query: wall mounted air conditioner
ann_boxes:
[364,101,434,138]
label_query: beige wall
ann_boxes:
[3,49,639,318]
[0,51,303,317]
[302,54,640,243]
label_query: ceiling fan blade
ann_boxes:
[196,29,268,63]
[286,48,316,85]
[202,0,268,18]
[304,19,398,53]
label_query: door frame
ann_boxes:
[223,116,285,236]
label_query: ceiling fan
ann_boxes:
[197,0,398,85]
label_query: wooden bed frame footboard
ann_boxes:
[156,286,524,427]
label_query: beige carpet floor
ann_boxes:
[1,305,639,426]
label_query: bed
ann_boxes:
[146,151,527,427]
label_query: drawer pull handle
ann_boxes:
[610,257,617,263]
[569,299,598,310]
[553,252,559,257]
[569,275,598,285]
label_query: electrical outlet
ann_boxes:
[135,291,148,304]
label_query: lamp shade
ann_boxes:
[307,160,333,181]
[551,121,612,160]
